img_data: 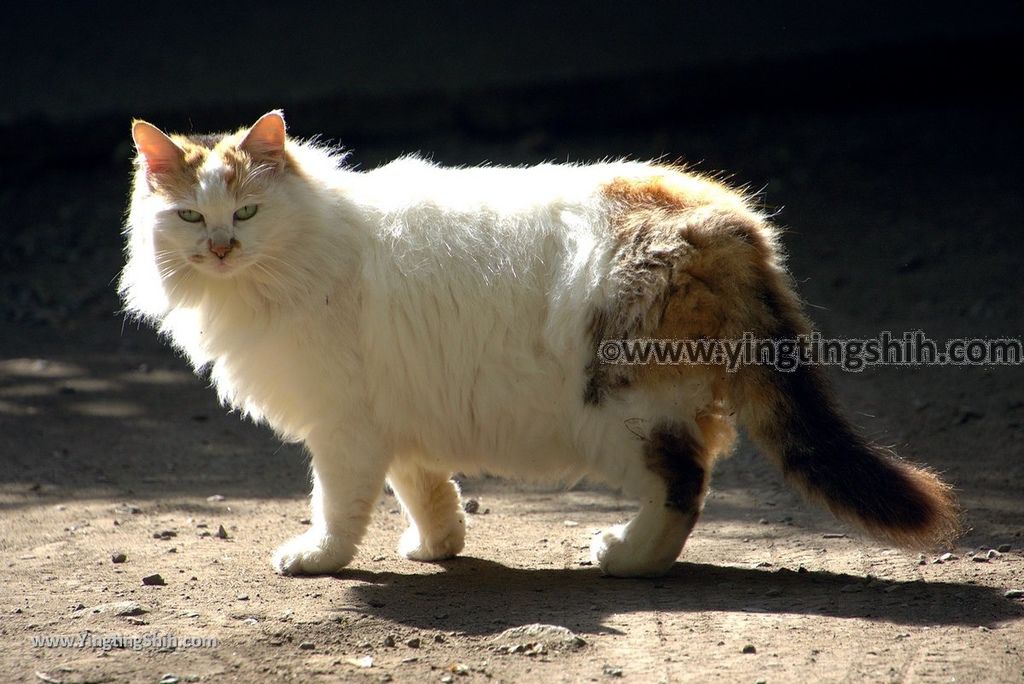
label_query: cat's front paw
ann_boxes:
[591,524,676,578]
[398,514,465,562]
[272,530,355,575]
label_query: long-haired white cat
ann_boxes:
[120,110,958,577]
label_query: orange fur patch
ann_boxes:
[595,168,960,549]
[597,168,779,389]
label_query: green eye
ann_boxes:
[177,209,203,223]
[234,204,258,221]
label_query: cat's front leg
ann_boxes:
[387,460,465,562]
[273,428,389,575]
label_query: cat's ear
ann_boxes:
[132,120,185,174]
[239,110,287,165]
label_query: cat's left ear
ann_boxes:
[240,110,287,166]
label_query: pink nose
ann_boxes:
[208,239,236,259]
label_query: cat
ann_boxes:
[120,110,959,578]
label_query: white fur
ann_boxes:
[121,135,729,577]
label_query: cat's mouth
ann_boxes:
[189,252,245,276]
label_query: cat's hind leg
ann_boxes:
[388,460,466,562]
[273,428,389,575]
[584,382,735,578]
[590,420,714,577]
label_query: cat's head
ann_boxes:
[129,110,294,282]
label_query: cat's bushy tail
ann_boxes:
[735,360,959,549]
[711,215,960,549]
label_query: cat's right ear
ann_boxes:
[132,120,185,174]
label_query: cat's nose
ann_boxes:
[208,238,237,259]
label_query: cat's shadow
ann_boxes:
[329,557,1021,635]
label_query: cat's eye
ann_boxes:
[177,209,203,223]
[234,204,258,221]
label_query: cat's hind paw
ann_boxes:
[590,524,676,578]
[398,515,465,562]
[272,530,355,575]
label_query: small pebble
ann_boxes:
[142,574,165,586]
[406,637,421,648]
[216,524,229,539]
[206,494,225,502]
[299,641,315,650]
[383,635,396,647]
[1004,589,1023,599]
[742,644,757,654]
[997,543,1012,553]
[236,594,249,601]
[956,407,984,424]
[463,499,480,514]
[153,530,177,540]
[987,549,1000,560]
[603,665,624,677]
[111,552,127,564]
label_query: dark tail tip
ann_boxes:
[740,364,961,550]
[798,440,961,549]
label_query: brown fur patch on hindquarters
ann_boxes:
[585,168,779,405]
[594,169,961,549]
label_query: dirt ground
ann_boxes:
[1,105,1022,682]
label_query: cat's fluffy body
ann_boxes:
[122,112,958,577]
